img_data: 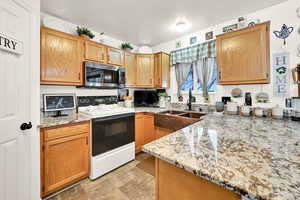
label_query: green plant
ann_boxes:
[121,42,133,50]
[157,92,168,97]
[76,26,95,39]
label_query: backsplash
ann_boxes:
[40,85,118,117]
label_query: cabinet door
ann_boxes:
[217,22,270,85]
[135,114,144,153]
[107,47,124,66]
[84,41,106,63]
[154,53,162,87]
[43,133,89,195]
[143,114,155,144]
[136,55,154,87]
[41,27,83,85]
[161,53,170,88]
[125,52,136,87]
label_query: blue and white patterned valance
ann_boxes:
[170,40,216,65]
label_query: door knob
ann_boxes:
[20,122,32,131]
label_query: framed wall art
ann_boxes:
[205,31,213,40]
[190,36,197,45]
[273,24,294,45]
[175,41,182,49]
[223,24,238,33]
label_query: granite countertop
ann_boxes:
[134,107,168,113]
[143,113,300,200]
[40,113,91,128]
[39,107,166,128]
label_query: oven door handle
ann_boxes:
[92,113,134,122]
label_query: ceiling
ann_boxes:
[41,0,286,46]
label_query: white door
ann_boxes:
[0,0,40,200]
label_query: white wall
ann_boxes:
[40,13,132,99]
[153,0,300,107]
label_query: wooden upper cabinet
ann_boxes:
[41,27,83,85]
[217,21,270,85]
[136,54,154,87]
[154,52,170,88]
[125,52,136,87]
[84,40,106,63]
[107,47,124,66]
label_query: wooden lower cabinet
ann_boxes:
[156,158,241,200]
[135,113,155,153]
[40,121,90,197]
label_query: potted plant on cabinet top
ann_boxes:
[76,26,95,39]
[121,42,134,52]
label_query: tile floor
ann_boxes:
[49,153,155,200]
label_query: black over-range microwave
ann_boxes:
[84,61,125,89]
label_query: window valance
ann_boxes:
[170,40,216,65]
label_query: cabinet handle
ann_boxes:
[150,78,152,83]
[219,72,222,80]
[86,136,88,145]
[78,73,81,80]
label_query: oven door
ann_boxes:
[92,113,135,156]
[85,62,120,88]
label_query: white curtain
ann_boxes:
[194,58,216,98]
[174,63,193,97]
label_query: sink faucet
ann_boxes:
[187,89,192,111]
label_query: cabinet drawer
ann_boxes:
[44,122,90,141]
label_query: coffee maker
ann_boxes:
[291,97,300,121]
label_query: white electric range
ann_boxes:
[78,96,135,180]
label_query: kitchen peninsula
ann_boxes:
[143,113,300,200]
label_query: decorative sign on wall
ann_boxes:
[0,33,23,55]
[205,31,213,40]
[273,24,294,45]
[175,41,182,49]
[222,24,238,33]
[190,36,197,45]
[273,52,290,97]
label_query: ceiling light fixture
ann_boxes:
[175,21,189,32]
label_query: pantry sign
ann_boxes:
[0,33,23,55]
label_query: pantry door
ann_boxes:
[0,0,40,200]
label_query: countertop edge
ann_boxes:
[142,145,258,200]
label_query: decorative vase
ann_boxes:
[123,48,132,52]
[159,97,166,108]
